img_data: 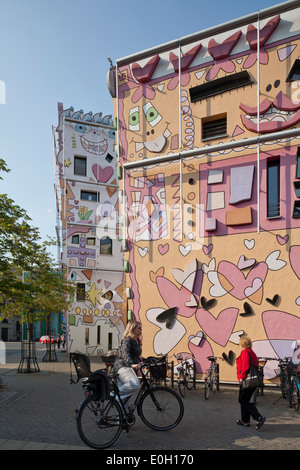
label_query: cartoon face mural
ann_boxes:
[113,6,300,383]
[117,12,300,162]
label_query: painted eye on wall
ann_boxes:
[129,106,140,131]
[70,122,91,134]
[75,124,87,133]
[143,101,162,127]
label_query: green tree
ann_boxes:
[0,160,74,371]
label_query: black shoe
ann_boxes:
[122,422,129,432]
[256,416,266,430]
[236,419,250,427]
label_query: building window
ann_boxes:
[267,159,280,218]
[105,153,113,163]
[286,59,300,82]
[100,236,112,255]
[293,201,300,218]
[76,283,86,301]
[74,156,87,176]
[87,237,95,245]
[296,148,300,179]
[189,71,253,102]
[97,325,101,344]
[80,190,99,202]
[72,235,79,244]
[108,332,113,350]
[202,114,227,140]
[85,328,89,345]
[294,181,300,198]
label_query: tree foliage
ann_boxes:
[0,159,74,336]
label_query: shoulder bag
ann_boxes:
[241,350,263,390]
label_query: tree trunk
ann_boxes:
[26,319,32,373]
[47,314,52,361]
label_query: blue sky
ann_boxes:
[0,0,283,259]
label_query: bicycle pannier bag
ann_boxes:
[241,351,263,390]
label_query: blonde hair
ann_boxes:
[239,335,252,349]
[123,320,142,344]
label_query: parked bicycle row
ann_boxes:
[69,321,300,449]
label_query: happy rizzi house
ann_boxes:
[107,0,300,383]
[54,104,127,356]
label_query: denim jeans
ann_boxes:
[117,366,140,401]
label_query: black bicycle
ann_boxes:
[173,353,196,397]
[204,356,221,400]
[252,357,277,404]
[70,353,184,449]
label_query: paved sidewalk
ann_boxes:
[1,356,300,451]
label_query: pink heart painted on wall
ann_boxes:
[196,307,238,347]
[289,246,300,280]
[156,276,197,318]
[203,244,213,255]
[92,164,113,183]
[158,243,169,255]
[276,234,289,245]
[263,310,300,340]
[188,334,213,374]
[217,261,268,304]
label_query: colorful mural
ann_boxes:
[55,104,126,355]
[110,4,300,382]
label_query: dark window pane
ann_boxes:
[74,157,87,176]
[267,160,280,218]
[81,191,98,202]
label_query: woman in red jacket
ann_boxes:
[236,335,266,429]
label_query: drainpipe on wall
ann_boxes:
[257,10,261,234]
[116,63,120,163]
[178,40,183,241]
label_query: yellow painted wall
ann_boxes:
[113,7,300,382]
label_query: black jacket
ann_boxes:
[113,337,142,373]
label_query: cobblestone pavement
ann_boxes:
[1,355,300,452]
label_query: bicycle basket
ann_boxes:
[83,370,111,400]
[144,356,167,380]
[101,355,117,364]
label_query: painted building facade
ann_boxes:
[109,0,300,383]
[54,103,126,356]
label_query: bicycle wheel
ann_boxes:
[216,363,220,392]
[178,369,185,398]
[76,395,122,449]
[204,370,211,400]
[286,377,293,408]
[138,386,184,431]
[291,378,300,412]
[184,363,194,391]
[280,372,287,398]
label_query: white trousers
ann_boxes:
[117,366,140,401]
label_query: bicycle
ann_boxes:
[252,357,277,405]
[204,356,222,400]
[273,357,293,407]
[173,353,195,398]
[290,362,300,412]
[71,352,184,449]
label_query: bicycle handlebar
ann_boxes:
[207,356,224,361]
